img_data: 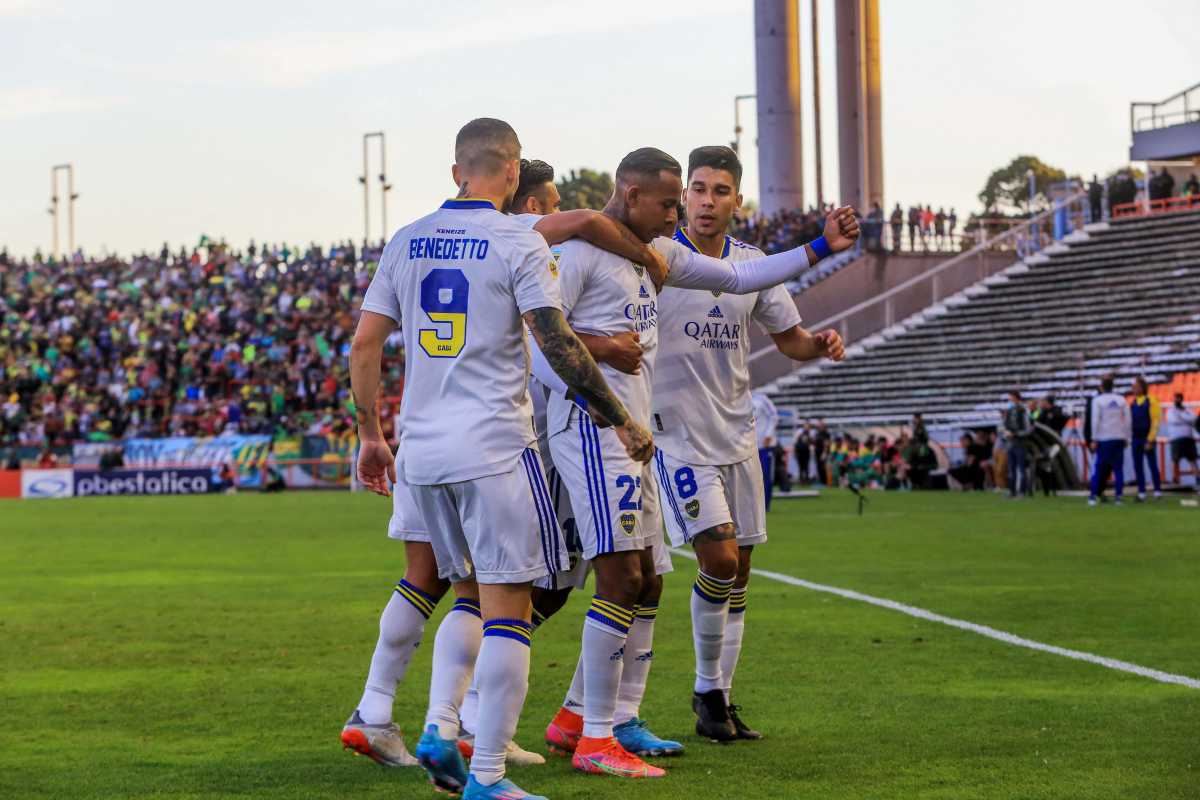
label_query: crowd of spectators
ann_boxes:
[789,416,938,491]
[0,239,399,450]
[732,202,960,257]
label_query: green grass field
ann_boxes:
[2,490,1197,799]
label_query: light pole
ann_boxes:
[49,163,78,259]
[360,132,389,245]
[811,0,823,209]
[733,94,756,155]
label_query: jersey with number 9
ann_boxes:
[361,198,561,486]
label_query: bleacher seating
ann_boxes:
[764,210,1200,431]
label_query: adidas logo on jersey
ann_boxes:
[708,305,724,319]
[638,285,650,299]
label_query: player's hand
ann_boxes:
[823,206,860,252]
[640,245,670,291]
[814,328,845,361]
[602,331,643,375]
[1088,441,1097,453]
[615,420,655,464]
[357,438,396,497]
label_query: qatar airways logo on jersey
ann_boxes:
[624,295,657,333]
[684,305,742,350]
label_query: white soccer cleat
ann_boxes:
[505,739,547,766]
[341,710,420,767]
[457,734,547,766]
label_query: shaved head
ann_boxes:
[454,117,521,176]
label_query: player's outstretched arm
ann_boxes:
[534,210,669,289]
[350,310,398,496]
[524,306,655,463]
[665,205,860,294]
[770,325,846,363]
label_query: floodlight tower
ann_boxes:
[360,132,390,245]
[49,163,78,258]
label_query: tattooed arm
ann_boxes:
[350,309,398,495]
[523,306,654,463]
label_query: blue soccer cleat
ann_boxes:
[613,717,684,757]
[463,775,548,800]
[415,724,469,794]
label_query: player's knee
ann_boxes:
[532,586,572,620]
[639,571,663,604]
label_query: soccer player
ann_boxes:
[539,146,857,778]
[652,145,851,742]
[456,158,661,756]
[341,157,665,770]
[351,117,652,800]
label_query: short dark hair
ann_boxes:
[454,118,520,175]
[1100,374,1115,392]
[615,147,681,184]
[513,159,555,210]
[688,145,743,188]
[1009,390,1022,400]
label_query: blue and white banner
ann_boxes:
[74,468,214,497]
[122,435,272,488]
[21,468,75,499]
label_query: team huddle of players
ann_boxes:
[344,117,859,800]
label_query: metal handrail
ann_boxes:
[749,191,1088,365]
[1130,81,1200,133]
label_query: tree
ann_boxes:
[556,168,613,211]
[977,155,1067,215]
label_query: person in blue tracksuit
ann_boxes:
[1088,375,1132,506]
[1128,376,1162,501]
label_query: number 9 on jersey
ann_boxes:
[419,269,470,358]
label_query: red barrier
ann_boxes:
[0,470,20,498]
[1112,195,1200,219]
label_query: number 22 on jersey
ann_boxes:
[418,269,469,358]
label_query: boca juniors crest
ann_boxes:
[685,499,701,518]
[620,513,636,535]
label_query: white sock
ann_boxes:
[614,603,657,726]
[691,570,734,694]
[581,595,634,739]
[358,579,437,725]
[563,651,585,712]
[424,598,482,739]
[721,588,747,703]
[460,678,479,736]
[470,618,533,787]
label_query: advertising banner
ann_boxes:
[122,435,272,488]
[20,468,76,499]
[73,468,214,497]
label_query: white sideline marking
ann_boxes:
[668,548,1200,690]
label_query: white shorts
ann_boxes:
[387,450,430,542]
[654,449,767,548]
[411,448,570,585]
[549,409,656,561]
[535,442,588,590]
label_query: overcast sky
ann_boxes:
[3,0,1196,257]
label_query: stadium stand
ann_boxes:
[764,209,1200,430]
[0,241,397,451]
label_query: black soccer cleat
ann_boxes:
[727,704,763,740]
[692,690,737,742]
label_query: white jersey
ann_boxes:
[653,230,801,465]
[752,391,779,447]
[361,198,560,485]
[1164,404,1197,440]
[544,235,748,435]
[1089,391,1131,443]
